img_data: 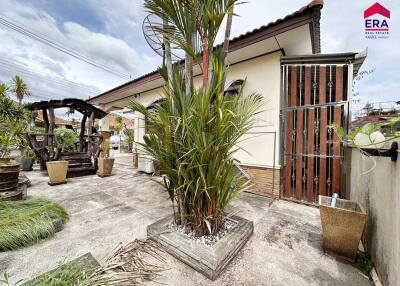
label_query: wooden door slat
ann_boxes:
[284,66,298,198]
[319,66,327,196]
[284,111,293,198]
[295,109,304,200]
[290,66,297,107]
[332,67,343,195]
[307,109,315,202]
[304,66,314,202]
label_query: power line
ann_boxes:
[0,16,131,80]
[29,87,88,100]
[0,61,98,95]
[0,58,98,93]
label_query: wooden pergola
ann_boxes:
[26,98,108,177]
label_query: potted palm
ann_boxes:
[20,148,35,171]
[0,133,21,200]
[98,139,114,177]
[134,0,261,279]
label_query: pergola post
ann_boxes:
[48,106,55,157]
[88,112,95,136]
[79,115,87,152]
[42,108,49,145]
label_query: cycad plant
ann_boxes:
[130,53,262,236]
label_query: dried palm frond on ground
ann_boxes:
[97,238,167,285]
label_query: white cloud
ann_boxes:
[0,0,158,104]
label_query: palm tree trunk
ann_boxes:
[218,5,234,94]
[185,54,191,96]
[163,18,173,89]
[201,36,209,87]
[223,6,234,66]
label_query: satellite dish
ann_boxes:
[142,13,184,63]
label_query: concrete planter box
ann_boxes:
[147,214,253,280]
[97,157,115,177]
[46,161,68,185]
[138,158,154,174]
[319,195,367,261]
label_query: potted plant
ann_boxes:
[0,133,21,200]
[123,126,134,153]
[45,129,76,185]
[46,160,69,185]
[20,148,36,171]
[98,139,114,177]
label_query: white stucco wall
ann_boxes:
[224,51,281,168]
[117,51,282,168]
[349,147,400,286]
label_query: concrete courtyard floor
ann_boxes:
[0,155,372,285]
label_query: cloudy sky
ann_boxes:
[0,0,398,117]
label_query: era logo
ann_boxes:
[365,19,388,29]
[364,2,390,38]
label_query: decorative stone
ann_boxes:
[52,218,64,233]
[147,214,253,280]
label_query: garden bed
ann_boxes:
[147,214,253,280]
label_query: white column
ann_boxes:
[98,104,110,131]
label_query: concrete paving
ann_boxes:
[0,155,372,285]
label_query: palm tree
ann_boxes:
[144,0,238,89]
[130,62,262,235]
[0,83,8,97]
[11,75,30,105]
[133,0,260,236]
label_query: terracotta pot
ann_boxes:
[0,159,21,200]
[98,157,115,177]
[319,195,367,261]
[46,161,68,185]
[0,157,11,164]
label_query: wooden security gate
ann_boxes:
[281,59,353,204]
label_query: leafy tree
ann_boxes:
[110,115,124,134]
[123,125,134,152]
[11,75,30,105]
[0,95,28,158]
[54,129,77,152]
[0,83,8,97]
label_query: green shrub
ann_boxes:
[0,198,69,251]
[54,128,77,152]
[123,127,134,151]
[129,64,262,236]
